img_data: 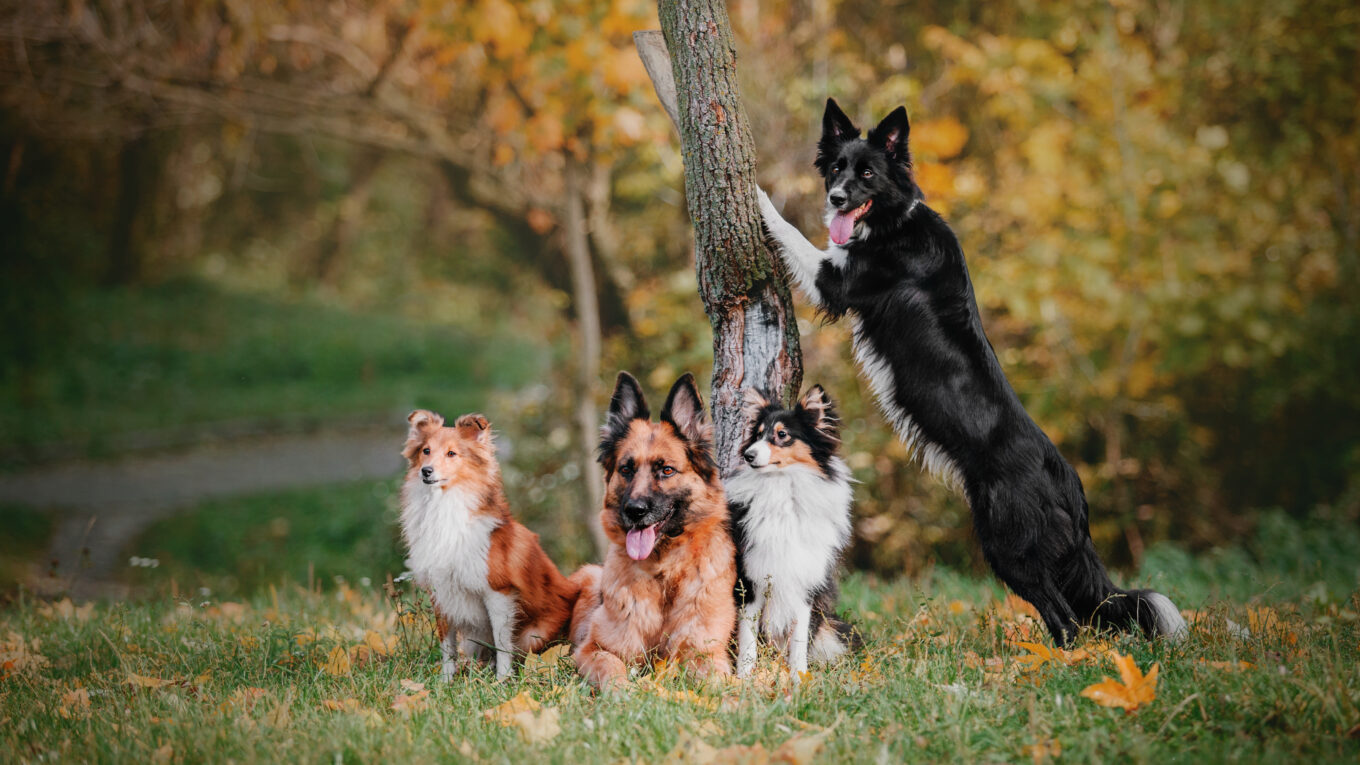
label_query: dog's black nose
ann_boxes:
[420,466,434,478]
[743,448,758,464]
[622,499,650,524]
[828,190,847,207]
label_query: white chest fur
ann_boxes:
[401,482,502,634]
[725,461,853,636]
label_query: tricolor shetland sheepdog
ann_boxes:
[401,410,582,680]
[727,385,862,681]
[571,372,737,688]
[756,98,1187,647]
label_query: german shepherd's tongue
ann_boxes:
[625,524,659,560]
[829,200,872,245]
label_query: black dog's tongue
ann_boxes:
[830,212,855,245]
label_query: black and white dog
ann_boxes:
[756,98,1186,647]
[727,385,861,681]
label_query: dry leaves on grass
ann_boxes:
[1023,738,1062,764]
[1195,659,1255,672]
[480,691,560,744]
[57,687,91,719]
[1080,653,1159,712]
[218,687,268,714]
[391,689,430,714]
[1,632,50,677]
[37,598,94,622]
[321,645,352,676]
[127,672,178,689]
[658,722,833,765]
[521,643,572,677]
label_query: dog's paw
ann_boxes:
[756,187,779,223]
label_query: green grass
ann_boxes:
[0,280,546,466]
[126,479,407,597]
[0,504,54,593]
[2,568,1357,763]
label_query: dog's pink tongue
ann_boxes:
[625,525,659,561]
[829,212,854,245]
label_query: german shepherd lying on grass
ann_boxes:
[571,373,738,687]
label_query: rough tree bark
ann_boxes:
[637,2,803,474]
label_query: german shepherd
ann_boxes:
[571,372,737,687]
[756,98,1186,646]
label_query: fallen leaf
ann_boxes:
[0,632,50,677]
[399,678,426,693]
[219,687,268,713]
[151,744,174,764]
[522,643,573,676]
[57,687,91,719]
[1012,641,1059,673]
[773,729,830,764]
[660,729,720,764]
[1195,659,1255,671]
[364,630,398,657]
[511,706,561,744]
[482,691,541,725]
[1023,737,1062,763]
[392,689,430,714]
[127,672,176,689]
[321,646,351,676]
[1080,653,1159,711]
[320,698,362,712]
[39,598,95,622]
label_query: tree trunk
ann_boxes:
[563,156,609,558]
[104,135,151,286]
[641,4,803,474]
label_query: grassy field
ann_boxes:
[4,520,1358,763]
[0,280,545,467]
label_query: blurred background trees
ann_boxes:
[1,0,1356,590]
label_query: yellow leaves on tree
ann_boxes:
[1080,652,1159,712]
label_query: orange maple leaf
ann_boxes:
[1080,653,1159,711]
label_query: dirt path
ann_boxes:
[0,428,403,597]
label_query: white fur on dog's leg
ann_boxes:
[440,631,460,682]
[788,602,812,685]
[757,187,830,306]
[736,597,763,679]
[485,591,518,680]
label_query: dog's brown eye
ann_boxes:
[659,466,676,477]
[446,450,455,458]
[422,447,430,455]
[861,169,874,179]
[619,464,635,478]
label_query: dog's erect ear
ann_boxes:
[822,98,858,141]
[453,413,492,443]
[599,372,649,468]
[403,409,444,462]
[868,106,911,165]
[606,371,649,425]
[742,388,771,425]
[796,385,840,441]
[816,98,861,175]
[661,373,712,446]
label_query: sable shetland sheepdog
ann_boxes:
[400,410,583,680]
[727,385,862,682]
[571,372,737,688]
[756,98,1187,647]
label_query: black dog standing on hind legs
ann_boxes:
[757,98,1187,647]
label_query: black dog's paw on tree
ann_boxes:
[634,1,802,475]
